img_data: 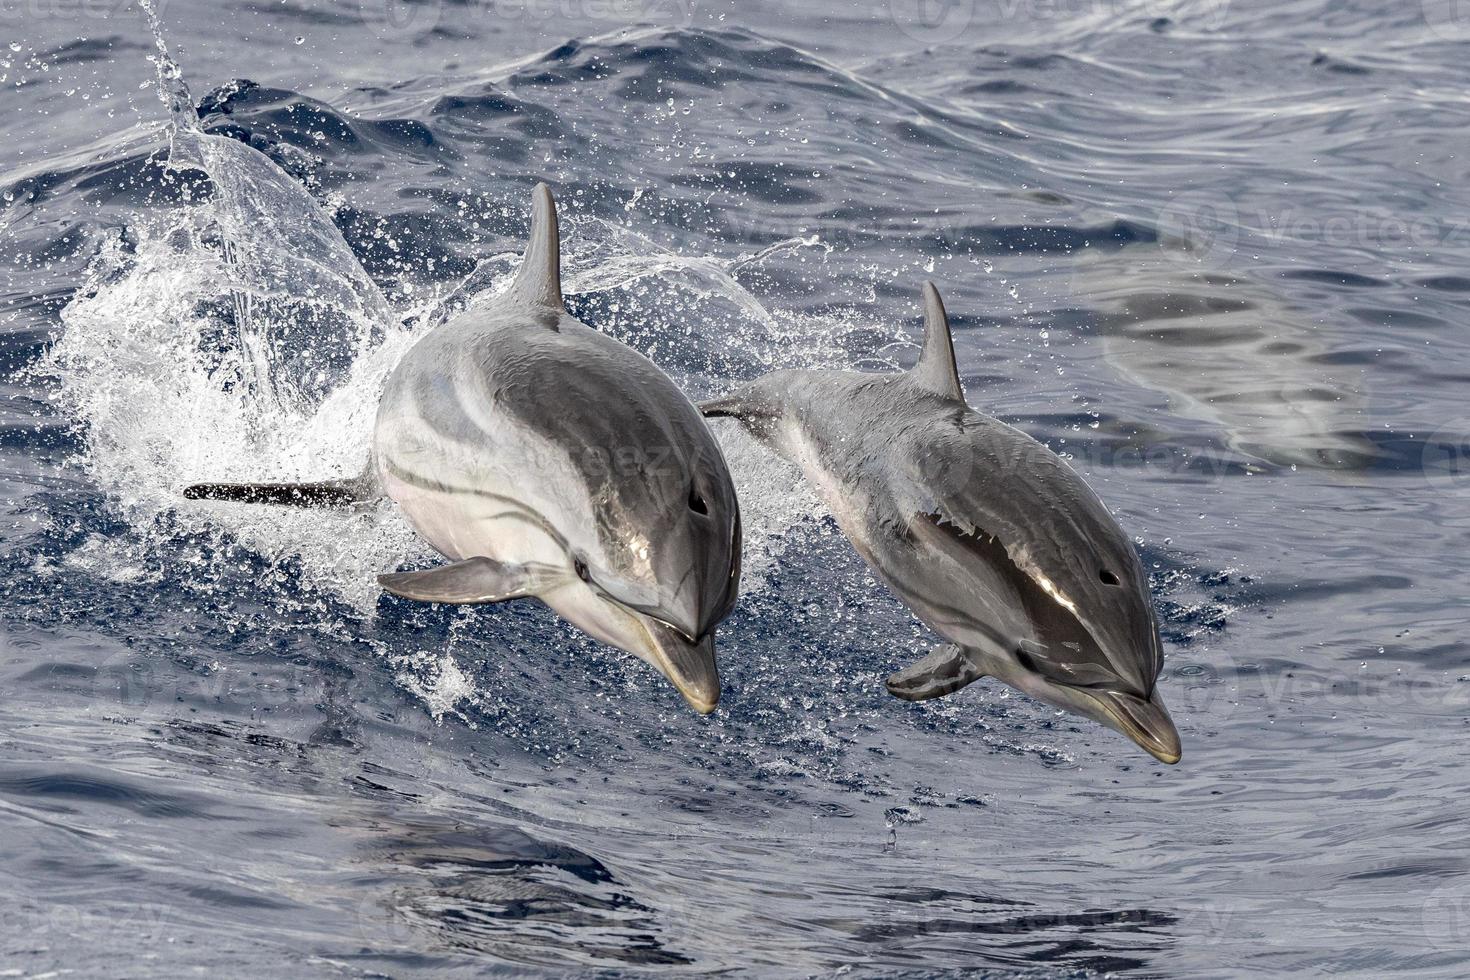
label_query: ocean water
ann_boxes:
[3,0,1470,974]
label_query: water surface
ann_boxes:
[3,0,1470,974]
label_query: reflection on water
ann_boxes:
[1076,238,1379,471]
[358,816,693,968]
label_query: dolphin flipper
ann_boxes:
[886,643,985,701]
[377,557,560,604]
[183,475,374,508]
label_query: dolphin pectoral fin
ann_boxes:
[184,473,375,508]
[377,557,557,605]
[886,643,985,701]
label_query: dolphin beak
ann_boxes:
[640,619,721,714]
[1094,689,1182,764]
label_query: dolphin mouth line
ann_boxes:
[640,610,700,644]
[1089,691,1182,765]
[633,617,719,714]
[581,581,702,644]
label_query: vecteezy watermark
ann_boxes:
[883,0,1231,46]
[0,0,162,22]
[84,646,340,715]
[2,900,173,942]
[358,0,701,40]
[1173,649,1470,727]
[1145,191,1470,272]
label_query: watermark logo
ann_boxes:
[0,0,166,23]
[1173,899,1235,944]
[1423,879,1470,952]
[357,0,701,38]
[1171,647,1239,719]
[358,0,443,40]
[914,442,976,495]
[1422,0,1470,40]
[1154,189,1241,266]
[885,0,976,45]
[357,890,419,947]
[1420,421,1470,493]
[89,649,158,709]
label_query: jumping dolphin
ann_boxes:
[186,184,742,713]
[699,282,1181,762]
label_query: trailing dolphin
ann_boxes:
[699,282,1180,762]
[186,184,742,713]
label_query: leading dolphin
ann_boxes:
[186,184,741,713]
[699,282,1180,762]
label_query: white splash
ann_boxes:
[43,5,861,622]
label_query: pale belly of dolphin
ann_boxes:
[378,446,705,695]
[378,459,569,570]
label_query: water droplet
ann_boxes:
[8,42,20,53]
[294,35,305,45]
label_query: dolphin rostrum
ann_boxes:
[699,282,1180,762]
[186,184,742,713]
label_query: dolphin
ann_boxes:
[186,184,742,713]
[699,282,1181,762]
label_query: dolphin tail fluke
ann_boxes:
[886,643,985,701]
[378,556,559,604]
[910,281,965,402]
[505,182,564,312]
[183,473,375,508]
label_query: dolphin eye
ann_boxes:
[1099,569,1120,586]
[688,486,708,516]
[574,557,591,583]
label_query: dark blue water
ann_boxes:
[4,0,1470,974]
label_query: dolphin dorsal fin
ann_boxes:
[505,182,564,312]
[911,281,964,401]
